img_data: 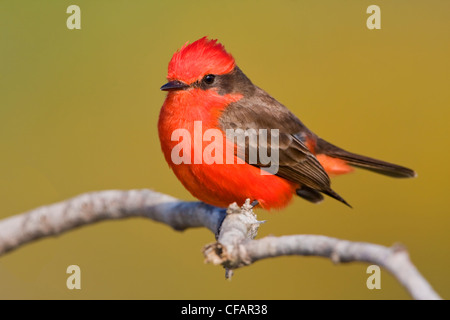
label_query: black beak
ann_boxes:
[160,80,189,91]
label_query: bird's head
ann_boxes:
[160,37,238,93]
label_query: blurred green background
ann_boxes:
[0,0,449,299]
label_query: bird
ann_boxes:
[158,37,416,210]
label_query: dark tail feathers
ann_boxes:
[296,185,352,208]
[316,138,417,178]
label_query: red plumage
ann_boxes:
[158,84,297,209]
[158,37,416,210]
[167,37,235,85]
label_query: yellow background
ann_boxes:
[0,0,449,299]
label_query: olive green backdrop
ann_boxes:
[0,0,449,299]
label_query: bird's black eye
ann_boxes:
[202,74,215,85]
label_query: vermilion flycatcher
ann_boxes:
[158,37,416,209]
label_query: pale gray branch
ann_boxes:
[202,199,442,300]
[0,189,441,300]
[245,236,439,300]
[0,189,225,256]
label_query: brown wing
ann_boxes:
[218,83,349,206]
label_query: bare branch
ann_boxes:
[228,235,439,300]
[0,189,441,300]
[202,199,442,300]
[0,189,225,256]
